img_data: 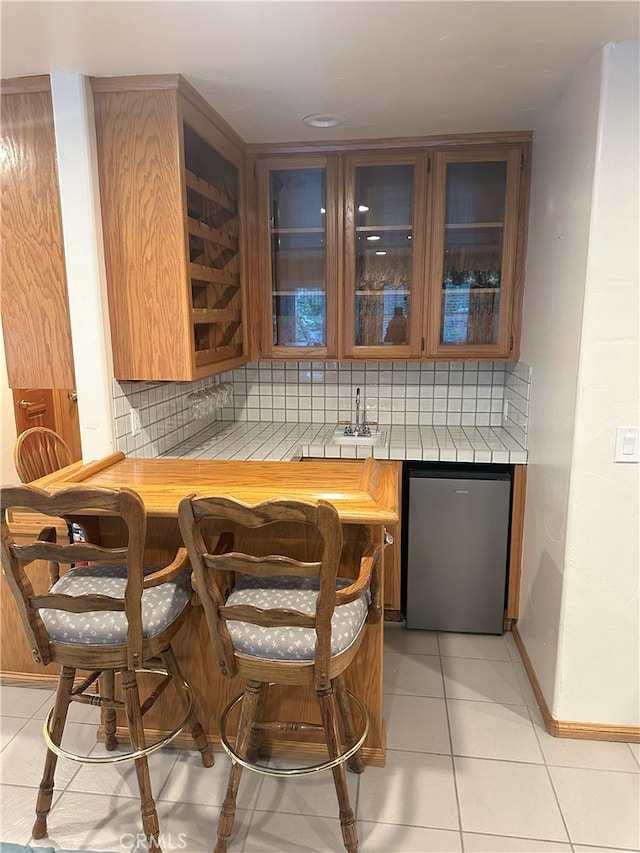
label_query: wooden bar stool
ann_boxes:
[0,483,214,851]
[13,427,78,586]
[178,495,381,853]
[13,427,73,483]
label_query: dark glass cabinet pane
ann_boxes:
[354,165,414,347]
[440,161,507,346]
[269,169,326,347]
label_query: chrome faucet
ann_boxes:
[344,388,371,437]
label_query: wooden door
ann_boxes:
[13,388,56,433]
[12,388,82,462]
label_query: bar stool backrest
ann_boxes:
[14,427,73,483]
[178,495,344,690]
[0,484,146,670]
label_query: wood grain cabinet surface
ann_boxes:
[250,137,531,363]
[0,77,76,389]
[91,75,249,381]
[1,72,531,387]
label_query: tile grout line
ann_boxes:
[239,759,266,853]
[527,704,576,851]
[436,633,467,853]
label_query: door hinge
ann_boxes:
[258,338,262,354]
[427,158,431,174]
[520,153,525,171]
[421,336,425,352]
[510,335,514,351]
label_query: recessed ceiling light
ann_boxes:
[358,204,369,213]
[367,235,381,241]
[302,113,343,129]
[375,251,387,256]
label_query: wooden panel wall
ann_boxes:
[0,80,76,389]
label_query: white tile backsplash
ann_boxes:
[112,362,530,457]
[218,361,528,429]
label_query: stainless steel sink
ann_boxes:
[331,427,387,446]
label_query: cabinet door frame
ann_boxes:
[341,151,428,360]
[255,154,339,360]
[425,146,521,360]
[179,96,249,378]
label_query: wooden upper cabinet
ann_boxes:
[251,137,529,363]
[0,77,76,389]
[342,152,428,359]
[255,155,339,359]
[92,76,248,381]
[426,146,523,359]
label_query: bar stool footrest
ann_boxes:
[219,689,369,778]
[43,667,195,765]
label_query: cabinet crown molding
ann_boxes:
[247,130,533,156]
[89,73,246,153]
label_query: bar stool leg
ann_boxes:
[317,686,359,853]
[216,679,264,853]
[333,675,365,774]
[33,665,75,839]
[101,669,119,751]
[160,645,214,767]
[121,669,161,853]
[246,682,268,763]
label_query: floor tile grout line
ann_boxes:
[439,644,466,853]
[460,828,579,847]
[384,688,535,707]
[0,714,30,755]
[628,742,640,768]
[541,760,577,851]
[527,704,577,850]
[239,761,267,853]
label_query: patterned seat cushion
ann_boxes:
[225,575,370,662]
[40,565,192,645]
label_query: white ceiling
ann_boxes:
[1,1,638,144]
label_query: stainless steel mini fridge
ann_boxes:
[405,466,511,635]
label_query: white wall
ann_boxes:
[559,41,639,726]
[519,48,602,707]
[50,73,115,460]
[520,42,639,726]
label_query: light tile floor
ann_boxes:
[1,626,638,852]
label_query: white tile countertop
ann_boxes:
[162,421,528,464]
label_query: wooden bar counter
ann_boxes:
[2,453,399,765]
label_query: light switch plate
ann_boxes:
[614,426,639,462]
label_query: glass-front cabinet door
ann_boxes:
[426,148,521,358]
[256,156,338,358]
[342,153,427,358]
